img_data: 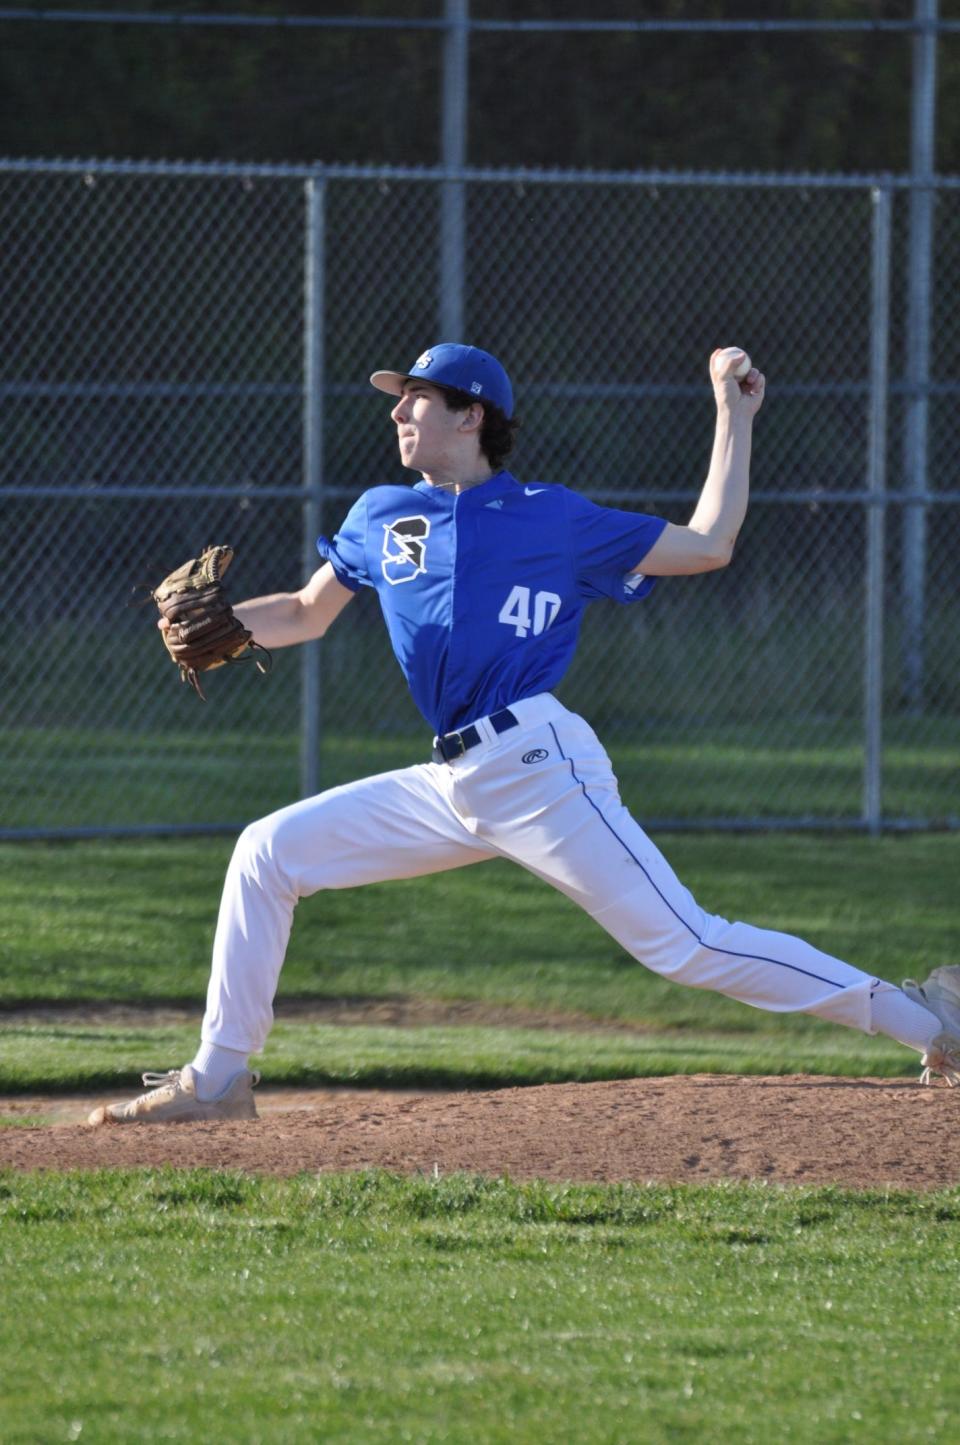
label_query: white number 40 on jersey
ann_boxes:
[498,585,562,639]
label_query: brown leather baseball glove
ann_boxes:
[153,545,270,699]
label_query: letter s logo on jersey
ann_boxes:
[382,515,430,585]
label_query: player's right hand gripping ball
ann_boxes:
[152,544,271,700]
[713,347,752,381]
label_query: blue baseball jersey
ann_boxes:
[317,469,667,735]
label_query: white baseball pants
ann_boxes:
[202,692,878,1053]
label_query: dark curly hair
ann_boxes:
[439,385,520,471]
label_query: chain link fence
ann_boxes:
[2,158,958,837]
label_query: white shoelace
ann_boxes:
[138,1069,183,1095]
[920,1043,960,1087]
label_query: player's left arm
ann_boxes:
[232,563,356,647]
[632,348,766,577]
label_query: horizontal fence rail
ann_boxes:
[4,155,960,188]
[2,7,960,33]
[1,158,958,839]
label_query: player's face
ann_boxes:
[391,382,467,474]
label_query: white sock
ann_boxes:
[190,1041,250,1100]
[870,983,941,1055]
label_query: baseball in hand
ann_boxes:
[715,346,752,380]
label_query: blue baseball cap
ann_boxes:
[370,343,514,418]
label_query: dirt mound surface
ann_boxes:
[2,1075,957,1189]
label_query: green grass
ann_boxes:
[2,834,957,1440]
[1,832,957,1092]
[0,1018,914,1096]
[1,1170,958,1443]
[1,834,957,1015]
[3,717,960,828]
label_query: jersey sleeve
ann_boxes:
[316,493,371,591]
[567,492,669,603]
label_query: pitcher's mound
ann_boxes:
[1,1074,956,1189]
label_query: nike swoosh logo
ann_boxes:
[524,486,547,496]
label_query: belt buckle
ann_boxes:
[432,729,466,764]
[445,730,466,761]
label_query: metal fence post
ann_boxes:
[864,187,892,835]
[901,0,938,715]
[300,174,325,800]
[440,0,468,338]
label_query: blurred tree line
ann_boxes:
[1,0,958,174]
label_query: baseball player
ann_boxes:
[90,342,960,1124]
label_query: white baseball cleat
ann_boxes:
[901,966,960,1086]
[87,1064,260,1125]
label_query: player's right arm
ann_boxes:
[232,562,356,647]
[633,349,765,577]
